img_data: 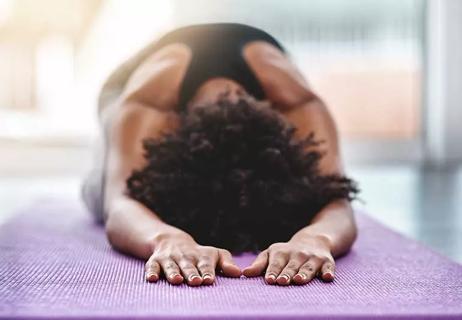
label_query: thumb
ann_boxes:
[242,250,268,277]
[217,249,242,277]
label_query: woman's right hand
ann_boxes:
[145,231,242,286]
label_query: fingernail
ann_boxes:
[203,274,213,281]
[146,273,158,281]
[323,272,334,280]
[296,273,306,281]
[266,273,276,283]
[189,274,201,282]
[277,274,290,284]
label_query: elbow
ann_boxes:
[105,218,117,249]
[103,195,130,252]
[104,214,122,252]
[105,218,132,257]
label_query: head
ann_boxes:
[126,96,358,253]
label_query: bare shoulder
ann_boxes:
[243,41,316,110]
[120,43,192,112]
[104,100,181,152]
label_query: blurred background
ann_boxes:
[0,0,461,262]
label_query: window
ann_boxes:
[0,0,425,161]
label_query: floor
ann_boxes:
[0,164,461,264]
[349,164,462,263]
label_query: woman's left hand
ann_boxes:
[242,235,335,285]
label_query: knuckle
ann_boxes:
[293,251,310,261]
[271,249,287,258]
[153,253,168,261]
[170,253,182,261]
[269,242,283,250]
[308,256,320,263]
[219,248,231,256]
[323,258,332,264]
[179,262,195,270]
[320,256,333,264]
[286,260,299,269]
[203,246,219,253]
[268,262,283,269]
[258,249,268,258]
[198,254,213,261]
[164,262,177,270]
[301,264,316,273]
[145,261,158,271]
[182,268,196,274]
[325,263,335,271]
[179,253,196,262]
[302,252,314,260]
[197,262,213,270]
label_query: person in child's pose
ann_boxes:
[81,23,359,287]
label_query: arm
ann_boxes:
[279,96,358,258]
[103,101,183,260]
[290,199,357,258]
[243,42,358,284]
[243,96,358,284]
[102,100,241,285]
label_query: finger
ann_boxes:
[217,249,241,277]
[159,258,184,285]
[197,254,217,285]
[293,257,324,285]
[265,251,288,285]
[176,255,202,286]
[242,250,268,277]
[145,256,161,282]
[319,260,336,282]
[276,258,303,285]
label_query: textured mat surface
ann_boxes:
[0,198,461,320]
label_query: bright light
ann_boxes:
[0,0,12,25]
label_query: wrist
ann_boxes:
[290,231,333,251]
[149,227,195,251]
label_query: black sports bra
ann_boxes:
[151,23,286,111]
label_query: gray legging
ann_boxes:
[80,39,162,224]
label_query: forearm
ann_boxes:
[290,199,358,258]
[101,100,186,260]
[282,94,356,257]
[105,195,191,260]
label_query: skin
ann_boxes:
[101,40,358,287]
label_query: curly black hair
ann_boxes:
[126,97,358,253]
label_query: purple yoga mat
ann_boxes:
[0,197,461,320]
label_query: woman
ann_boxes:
[81,23,359,287]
